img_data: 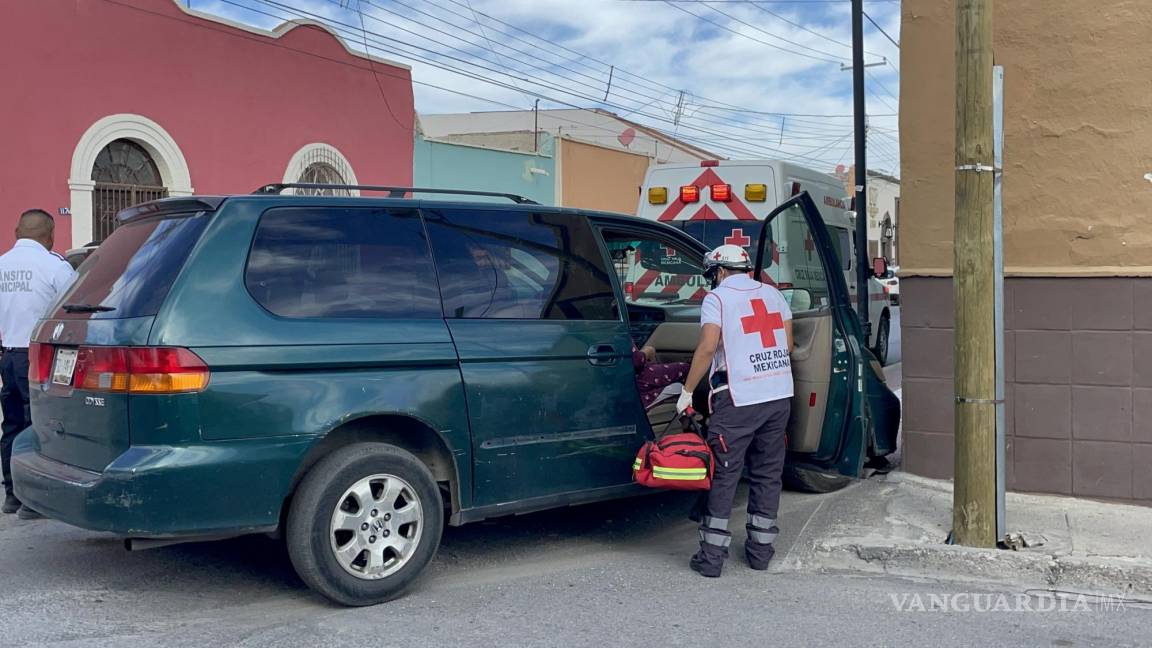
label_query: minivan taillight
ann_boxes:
[29,342,54,384]
[72,347,209,394]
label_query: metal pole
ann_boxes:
[953,0,997,548]
[993,65,1006,541]
[534,99,540,153]
[851,0,870,328]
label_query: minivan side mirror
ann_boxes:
[872,257,889,278]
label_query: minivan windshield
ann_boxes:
[52,212,210,320]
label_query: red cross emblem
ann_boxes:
[663,245,678,258]
[712,251,724,261]
[724,228,751,248]
[740,298,785,348]
[803,230,815,261]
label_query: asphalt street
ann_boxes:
[2,480,1149,647]
[3,362,1148,647]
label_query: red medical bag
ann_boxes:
[632,414,714,491]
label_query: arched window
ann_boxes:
[284,143,358,196]
[298,161,350,196]
[91,139,168,241]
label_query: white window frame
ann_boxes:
[282,143,360,195]
[69,114,193,245]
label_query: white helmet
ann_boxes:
[704,244,752,271]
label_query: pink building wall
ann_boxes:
[1,0,414,251]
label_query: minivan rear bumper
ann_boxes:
[11,431,314,537]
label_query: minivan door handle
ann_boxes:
[586,344,618,367]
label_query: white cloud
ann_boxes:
[195,0,900,173]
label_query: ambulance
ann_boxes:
[633,159,897,364]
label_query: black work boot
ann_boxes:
[744,542,776,571]
[745,514,779,571]
[2,494,20,515]
[686,544,723,574]
[693,515,731,577]
[16,506,43,520]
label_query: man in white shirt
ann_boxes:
[677,244,794,577]
[0,209,78,518]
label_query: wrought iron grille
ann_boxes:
[90,139,167,242]
[292,146,353,196]
[92,183,168,242]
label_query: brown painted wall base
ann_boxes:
[902,277,1152,505]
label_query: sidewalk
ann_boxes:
[776,471,1152,598]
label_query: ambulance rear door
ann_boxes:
[636,161,782,291]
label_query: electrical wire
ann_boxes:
[363,0,671,109]
[316,0,869,143]
[435,0,890,124]
[186,0,892,167]
[664,1,842,64]
[249,0,848,165]
[695,2,871,63]
[745,1,886,57]
[862,10,899,48]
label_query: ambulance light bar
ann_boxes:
[680,185,700,203]
[648,187,668,204]
[710,183,732,202]
[745,183,768,202]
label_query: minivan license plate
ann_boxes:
[52,348,78,386]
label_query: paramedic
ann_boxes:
[676,244,793,577]
[0,209,78,519]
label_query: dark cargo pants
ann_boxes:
[694,390,790,575]
[1,350,31,497]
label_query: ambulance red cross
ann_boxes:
[633,159,898,364]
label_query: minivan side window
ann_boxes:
[425,209,618,320]
[245,207,441,319]
[603,233,708,306]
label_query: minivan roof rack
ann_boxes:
[253,183,539,205]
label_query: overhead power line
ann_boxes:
[694,2,873,63]
[662,1,843,64]
[619,1,901,4]
[746,2,887,58]
[242,0,855,166]
[333,0,874,141]
[181,0,897,166]
[435,0,887,123]
[862,10,900,48]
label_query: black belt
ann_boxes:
[2,347,28,353]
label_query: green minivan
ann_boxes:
[13,186,899,605]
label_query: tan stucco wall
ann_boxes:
[560,138,652,214]
[901,0,1152,276]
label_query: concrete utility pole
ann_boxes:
[850,0,870,328]
[953,0,997,548]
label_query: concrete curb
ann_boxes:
[783,541,1152,599]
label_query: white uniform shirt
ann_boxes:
[700,273,793,406]
[0,239,78,348]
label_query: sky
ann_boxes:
[187,0,901,175]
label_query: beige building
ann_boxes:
[836,166,901,263]
[900,1,1152,505]
[419,109,720,213]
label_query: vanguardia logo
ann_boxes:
[889,592,1127,613]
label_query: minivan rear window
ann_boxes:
[53,212,210,320]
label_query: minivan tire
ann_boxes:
[782,464,853,494]
[286,443,443,606]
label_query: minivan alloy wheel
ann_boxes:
[329,473,423,580]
